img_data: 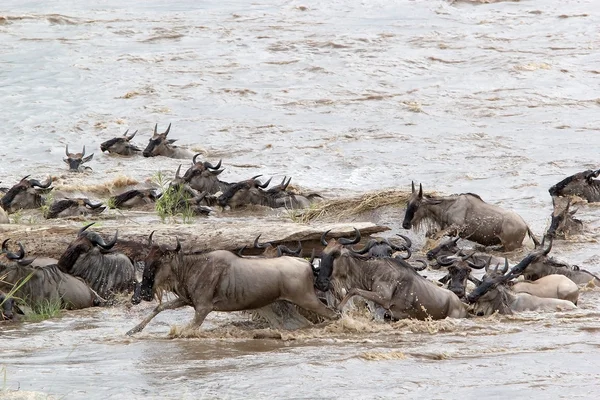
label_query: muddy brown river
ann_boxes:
[1,0,600,398]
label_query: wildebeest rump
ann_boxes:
[0,175,52,213]
[57,223,137,299]
[127,236,339,335]
[402,182,539,251]
[315,229,467,320]
[549,169,600,202]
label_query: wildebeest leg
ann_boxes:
[187,306,211,329]
[126,298,189,335]
[292,296,340,320]
[337,288,392,313]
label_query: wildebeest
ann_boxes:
[0,291,17,320]
[467,250,578,315]
[510,275,579,305]
[434,252,488,300]
[64,145,93,172]
[521,238,600,286]
[0,240,101,310]
[264,177,323,209]
[57,223,137,299]
[127,235,339,335]
[402,182,539,251]
[109,189,162,209]
[142,123,194,159]
[238,234,303,258]
[0,175,53,213]
[350,234,413,260]
[100,129,141,156]
[315,229,467,320]
[217,175,273,209]
[44,198,106,219]
[182,156,229,194]
[549,169,600,202]
[546,196,583,239]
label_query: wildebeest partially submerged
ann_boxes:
[64,145,93,172]
[549,169,600,202]
[434,252,488,300]
[182,156,230,194]
[546,196,583,239]
[0,175,53,213]
[142,123,194,159]
[402,182,539,251]
[315,228,467,320]
[0,240,101,310]
[109,189,162,209]
[127,235,339,335]
[0,291,18,320]
[100,129,141,156]
[44,198,106,219]
[57,223,137,299]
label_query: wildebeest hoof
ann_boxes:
[126,327,141,336]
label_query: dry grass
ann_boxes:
[289,189,411,223]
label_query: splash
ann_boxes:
[359,351,407,361]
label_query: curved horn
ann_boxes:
[338,228,361,245]
[501,258,509,274]
[148,231,155,247]
[237,246,247,257]
[126,130,137,140]
[83,198,104,209]
[543,236,553,255]
[91,230,118,250]
[282,177,291,191]
[175,164,182,179]
[436,255,455,267]
[350,239,376,255]
[411,181,415,193]
[396,234,412,249]
[257,177,272,189]
[253,234,270,249]
[320,229,331,246]
[65,144,70,156]
[251,174,263,180]
[82,146,86,157]
[192,153,201,165]
[170,237,181,252]
[164,123,171,136]
[205,159,222,170]
[29,177,52,188]
[276,242,302,257]
[467,255,488,270]
[153,123,158,135]
[78,222,96,236]
[384,239,411,259]
[411,259,428,271]
[19,175,31,182]
[4,240,25,261]
[461,251,477,261]
[418,183,423,198]
[0,239,8,254]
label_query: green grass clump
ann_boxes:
[152,170,195,224]
[26,299,63,322]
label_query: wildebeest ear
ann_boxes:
[82,154,94,163]
[166,139,177,145]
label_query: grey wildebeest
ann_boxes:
[182,156,230,194]
[520,238,600,286]
[546,196,583,239]
[0,240,101,310]
[402,182,539,251]
[237,234,303,258]
[0,175,53,213]
[467,250,578,315]
[142,123,194,159]
[57,223,137,299]
[549,169,600,202]
[44,198,106,219]
[434,252,489,300]
[1,291,18,320]
[109,189,162,209]
[100,129,141,156]
[315,228,467,320]
[64,145,93,172]
[127,235,339,335]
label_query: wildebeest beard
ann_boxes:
[315,252,336,292]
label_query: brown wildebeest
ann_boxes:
[100,129,141,156]
[109,189,162,209]
[0,175,53,213]
[57,223,137,299]
[467,249,578,315]
[44,198,106,219]
[142,123,194,159]
[127,235,339,335]
[0,240,102,310]
[546,196,583,239]
[402,182,539,251]
[549,169,600,202]
[315,228,468,320]
[182,156,230,194]
[64,145,93,172]
[509,275,579,305]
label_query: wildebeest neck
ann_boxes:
[407,195,457,231]
[57,243,89,273]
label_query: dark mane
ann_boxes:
[111,190,142,207]
[0,185,25,209]
[101,137,121,148]
[217,181,250,205]
[463,193,484,201]
[46,199,77,218]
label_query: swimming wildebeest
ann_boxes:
[434,252,489,300]
[142,123,194,159]
[263,177,323,209]
[467,250,578,315]
[0,291,17,320]
[520,238,600,286]
[315,228,467,320]
[509,275,579,305]
[237,234,303,258]
[44,198,106,219]
[100,129,141,156]
[0,175,53,213]
[0,240,101,310]
[182,156,229,194]
[64,145,94,172]
[549,169,600,202]
[109,189,162,209]
[350,234,413,260]
[57,223,137,299]
[402,182,539,251]
[127,234,339,335]
[546,196,583,239]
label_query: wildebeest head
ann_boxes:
[182,155,224,193]
[45,198,106,219]
[315,228,361,292]
[426,237,461,260]
[64,145,94,172]
[143,123,176,157]
[435,252,489,299]
[402,181,438,229]
[0,292,16,320]
[0,175,53,213]
[548,169,600,201]
[138,232,181,302]
[238,234,302,258]
[546,196,582,239]
[350,234,412,259]
[217,175,272,209]
[100,129,141,156]
[1,239,36,267]
[58,223,118,271]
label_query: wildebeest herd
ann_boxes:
[1,123,599,336]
